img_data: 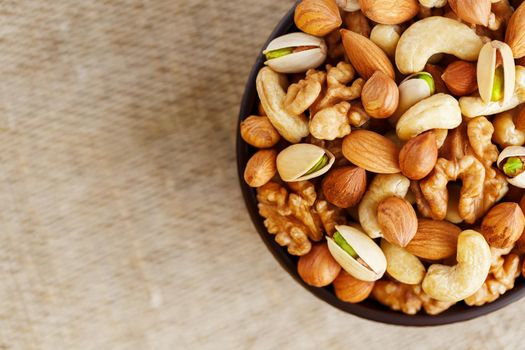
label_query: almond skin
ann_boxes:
[377,196,417,247]
[481,202,525,249]
[244,149,277,187]
[359,0,419,25]
[333,270,374,303]
[340,29,395,80]
[506,1,525,58]
[399,131,438,180]
[405,219,461,260]
[442,61,478,96]
[516,194,525,253]
[342,130,400,173]
[297,243,341,287]
[294,0,342,37]
[448,0,491,26]
[322,166,367,208]
[361,71,399,119]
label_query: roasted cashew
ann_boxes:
[256,67,309,143]
[422,230,491,302]
[358,174,410,238]
[459,66,525,118]
[396,94,462,141]
[381,240,425,285]
[395,17,483,74]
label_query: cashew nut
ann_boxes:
[256,67,309,143]
[422,230,491,302]
[492,110,525,148]
[396,93,462,141]
[381,239,425,285]
[395,17,483,74]
[370,24,402,58]
[459,66,525,119]
[358,174,410,238]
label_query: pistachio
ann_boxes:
[263,33,327,74]
[276,143,335,182]
[391,72,434,124]
[497,146,525,188]
[477,41,515,104]
[326,225,387,281]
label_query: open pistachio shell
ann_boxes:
[477,41,515,104]
[263,32,327,74]
[326,225,387,282]
[276,143,335,182]
[497,146,525,188]
[391,73,432,125]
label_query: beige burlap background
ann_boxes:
[0,0,523,349]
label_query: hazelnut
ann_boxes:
[361,71,399,118]
[481,202,525,249]
[333,270,374,303]
[398,131,438,180]
[240,116,280,148]
[298,243,341,287]
[321,166,367,208]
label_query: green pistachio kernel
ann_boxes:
[411,73,435,95]
[333,231,358,259]
[491,66,504,102]
[304,154,328,175]
[265,47,294,60]
[503,157,524,177]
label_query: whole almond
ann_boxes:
[322,166,367,208]
[448,0,491,26]
[297,243,341,287]
[244,149,277,187]
[340,29,395,80]
[399,131,438,180]
[516,194,525,253]
[481,202,525,249]
[377,196,417,247]
[240,116,280,148]
[294,0,342,37]
[361,71,399,119]
[359,0,419,25]
[405,219,461,260]
[505,1,525,58]
[333,270,374,303]
[441,61,478,96]
[342,130,400,173]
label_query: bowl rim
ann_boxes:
[236,3,525,327]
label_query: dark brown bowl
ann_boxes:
[236,4,525,326]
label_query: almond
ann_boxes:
[505,1,525,58]
[359,0,419,25]
[342,130,400,173]
[405,219,461,260]
[340,29,395,80]
[333,270,374,303]
[322,166,367,208]
[297,243,341,287]
[361,71,399,119]
[244,149,277,187]
[514,105,525,130]
[448,0,491,26]
[377,196,417,247]
[399,131,438,180]
[481,202,525,249]
[294,0,342,37]
[441,61,478,96]
[516,194,525,253]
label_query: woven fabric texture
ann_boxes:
[0,0,523,349]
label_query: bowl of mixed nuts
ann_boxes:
[237,0,525,326]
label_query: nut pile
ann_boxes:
[241,0,525,315]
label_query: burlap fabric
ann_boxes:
[0,0,523,349]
